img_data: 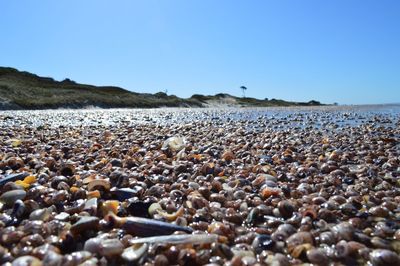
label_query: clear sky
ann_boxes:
[1,0,399,104]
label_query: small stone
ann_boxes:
[54,212,70,221]
[252,234,274,253]
[0,189,26,207]
[222,150,235,161]
[99,239,124,257]
[70,216,99,234]
[12,255,42,266]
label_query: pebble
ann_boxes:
[0,190,26,206]
[70,216,99,234]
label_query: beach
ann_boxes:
[0,105,399,265]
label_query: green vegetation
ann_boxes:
[0,67,323,109]
[190,93,322,107]
[0,67,202,109]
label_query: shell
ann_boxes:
[87,179,110,191]
[370,249,400,266]
[70,216,100,235]
[122,244,148,263]
[103,213,193,237]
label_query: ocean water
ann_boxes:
[0,104,399,130]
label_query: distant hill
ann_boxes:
[0,67,323,109]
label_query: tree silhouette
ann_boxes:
[240,86,247,98]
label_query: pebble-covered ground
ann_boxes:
[0,105,399,266]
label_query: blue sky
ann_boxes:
[1,0,399,104]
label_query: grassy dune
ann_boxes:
[0,67,322,109]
